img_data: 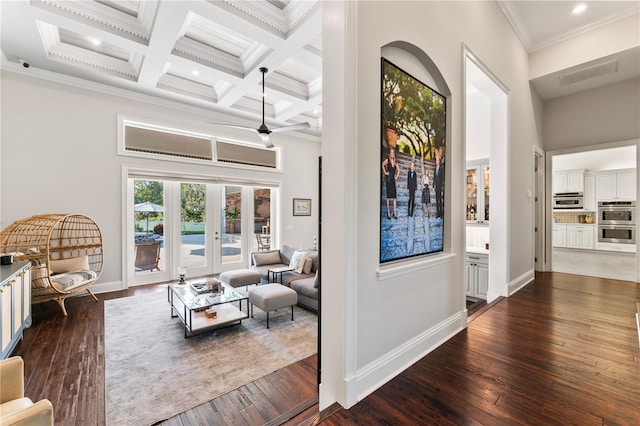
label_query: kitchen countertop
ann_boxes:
[466,247,489,255]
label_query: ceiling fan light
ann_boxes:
[259,133,273,148]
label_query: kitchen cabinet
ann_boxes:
[466,160,490,224]
[466,253,488,299]
[566,225,594,249]
[1,261,32,359]
[594,241,636,253]
[596,170,636,201]
[552,224,567,247]
[553,170,584,194]
[583,175,596,210]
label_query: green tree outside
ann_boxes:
[382,60,446,173]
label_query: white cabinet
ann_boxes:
[596,170,636,201]
[553,171,584,194]
[566,225,594,250]
[594,242,636,253]
[617,171,636,199]
[584,175,596,210]
[552,224,567,247]
[466,253,488,300]
[1,261,31,359]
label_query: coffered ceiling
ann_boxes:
[1,1,638,130]
[1,0,322,136]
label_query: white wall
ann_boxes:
[543,78,640,151]
[466,91,491,160]
[321,0,538,410]
[0,72,320,288]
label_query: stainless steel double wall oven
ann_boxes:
[598,201,636,244]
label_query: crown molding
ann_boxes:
[528,8,640,52]
[496,0,533,52]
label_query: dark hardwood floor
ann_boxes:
[318,272,640,425]
[12,272,640,425]
[12,284,319,426]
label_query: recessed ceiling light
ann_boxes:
[192,70,199,76]
[313,109,318,114]
[88,37,102,46]
[572,3,587,15]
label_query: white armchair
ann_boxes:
[0,357,53,426]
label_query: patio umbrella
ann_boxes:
[135,202,164,234]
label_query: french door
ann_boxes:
[127,177,275,287]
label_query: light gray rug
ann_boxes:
[104,287,317,426]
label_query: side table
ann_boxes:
[268,266,294,283]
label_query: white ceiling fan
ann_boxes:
[209,67,310,148]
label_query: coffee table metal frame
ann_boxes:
[168,281,249,338]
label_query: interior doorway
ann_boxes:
[464,48,509,306]
[548,143,638,282]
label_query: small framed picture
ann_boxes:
[293,198,311,216]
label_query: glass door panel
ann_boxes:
[221,186,243,265]
[180,183,206,270]
[253,188,271,252]
[483,166,490,221]
[133,179,165,275]
[466,169,478,221]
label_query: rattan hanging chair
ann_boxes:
[0,214,103,316]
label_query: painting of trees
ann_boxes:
[382,59,446,170]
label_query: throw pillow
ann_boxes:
[50,255,90,273]
[302,258,313,274]
[313,270,319,288]
[253,251,281,266]
[289,250,308,273]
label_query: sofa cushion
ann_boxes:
[290,277,318,300]
[252,250,281,266]
[313,270,319,288]
[281,271,314,287]
[51,270,97,291]
[302,258,313,274]
[0,397,35,417]
[289,250,308,273]
[305,250,318,272]
[50,255,90,274]
[279,245,298,265]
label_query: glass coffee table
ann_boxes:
[168,280,249,338]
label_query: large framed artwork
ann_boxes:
[380,58,447,263]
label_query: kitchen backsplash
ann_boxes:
[553,211,596,223]
[466,225,489,249]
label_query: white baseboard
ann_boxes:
[90,280,125,294]
[343,310,467,408]
[509,269,534,296]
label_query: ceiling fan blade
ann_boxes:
[259,133,274,148]
[206,123,257,132]
[269,122,311,133]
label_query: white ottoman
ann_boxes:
[219,269,261,289]
[248,283,298,328]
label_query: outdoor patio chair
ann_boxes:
[256,234,271,251]
[134,241,161,272]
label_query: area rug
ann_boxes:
[104,287,317,426]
